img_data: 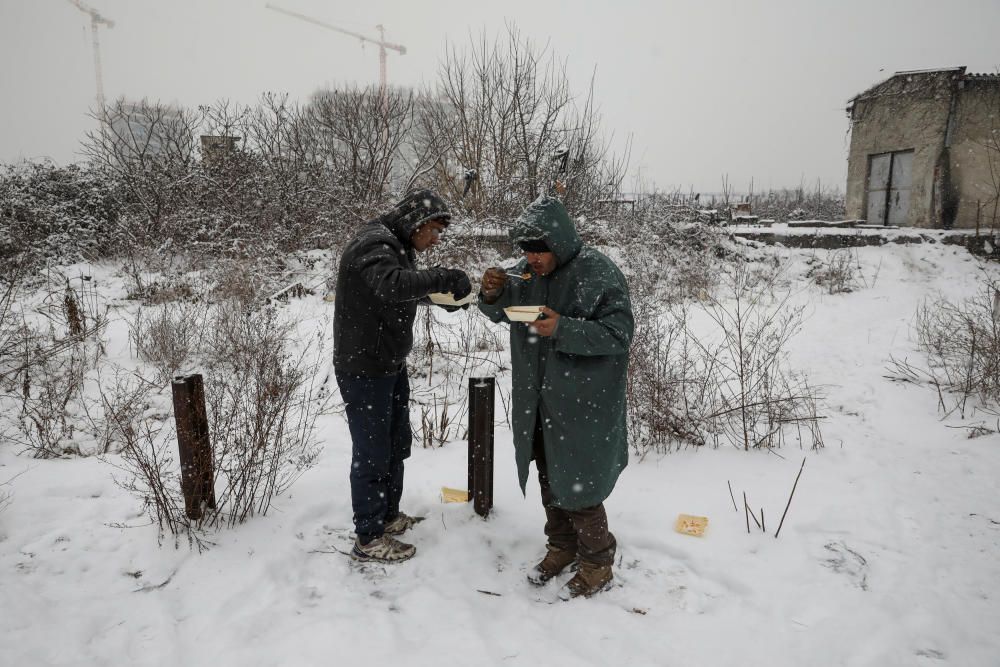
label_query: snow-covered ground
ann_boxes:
[2,240,1000,667]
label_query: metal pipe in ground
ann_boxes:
[467,376,495,518]
[171,374,216,520]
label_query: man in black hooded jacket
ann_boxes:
[334,189,471,563]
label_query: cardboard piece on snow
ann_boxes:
[440,487,470,503]
[675,514,709,537]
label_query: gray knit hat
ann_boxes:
[391,189,452,236]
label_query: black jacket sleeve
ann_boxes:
[353,239,445,303]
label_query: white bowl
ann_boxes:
[428,292,476,306]
[504,305,544,322]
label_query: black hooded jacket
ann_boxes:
[333,197,451,376]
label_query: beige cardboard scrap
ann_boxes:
[441,487,470,503]
[675,514,709,537]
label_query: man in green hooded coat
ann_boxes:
[478,196,634,598]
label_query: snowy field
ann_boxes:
[2,239,1000,667]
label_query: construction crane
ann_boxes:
[265,3,406,102]
[66,0,114,116]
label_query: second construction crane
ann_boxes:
[66,0,114,115]
[266,3,406,102]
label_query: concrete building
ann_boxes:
[199,135,241,168]
[845,67,1000,229]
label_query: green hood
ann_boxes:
[509,196,581,266]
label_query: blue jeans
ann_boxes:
[336,367,412,541]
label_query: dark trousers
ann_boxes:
[336,367,411,541]
[532,419,617,566]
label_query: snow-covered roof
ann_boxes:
[847,66,967,107]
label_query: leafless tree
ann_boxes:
[304,85,415,215]
[82,98,203,236]
[414,24,627,221]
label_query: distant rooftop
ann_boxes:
[846,66,1000,109]
[892,66,964,76]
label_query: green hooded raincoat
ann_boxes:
[478,197,634,510]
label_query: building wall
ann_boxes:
[846,71,959,227]
[949,79,1000,230]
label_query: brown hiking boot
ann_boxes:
[384,511,423,536]
[562,561,613,599]
[350,535,416,563]
[526,545,577,586]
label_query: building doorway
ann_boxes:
[866,150,913,226]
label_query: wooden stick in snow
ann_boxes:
[775,457,806,538]
[747,502,762,530]
[728,480,738,512]
[744,492,750,534]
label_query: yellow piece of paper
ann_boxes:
[441,487,469,503]
[675,514,709,537]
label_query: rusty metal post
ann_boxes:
[171,374,216,520]
[468,376,495,518]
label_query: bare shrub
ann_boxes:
[34,268,107,343]
[417,396,456,449]
[806,250,860,294]
[626,300,709,454]
[693,264,824,451]
[130,301,209,384]
[0,257,27,387]
[206,256,287,307]
[15,341,88,457]
[633,182,845,224]
[5,272,109,458]
[122,265,199,304]
[114,303,328,541]
[890,278,1000,418]
[0,470,21,514]
[0,161,115,266]
[626,260,824,456]
[623,233,715,454]
[109,418,199,546]
[425,230,507,283]
[83,368,159,455]
[409,303,512,447]
[750,182,846,222]
[619,221,729,306]
[200,305,327,527]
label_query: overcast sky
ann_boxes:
[1,0,998,193]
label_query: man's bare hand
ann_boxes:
[530,306,560,337]
[482,267,507,292]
